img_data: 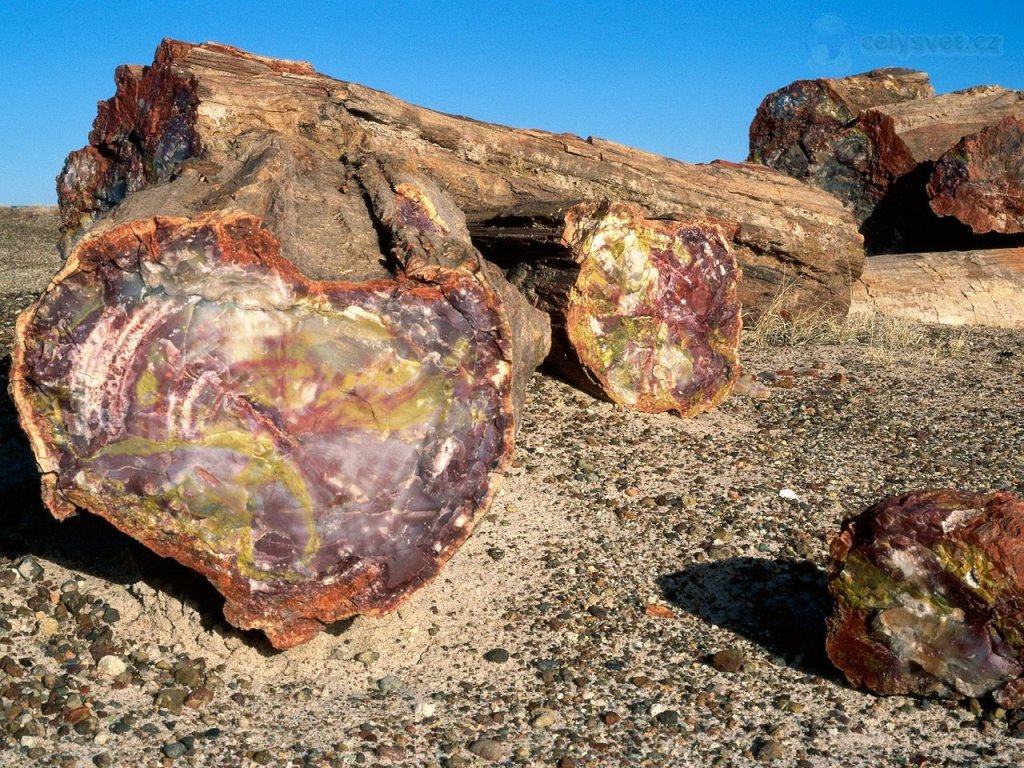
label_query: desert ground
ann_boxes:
[1,207,1023,767]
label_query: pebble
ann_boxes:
[154,687,189,712]
[16,556,43,581]
[376,675,403,693]
[483,648,509,664]
[711,648,745,673]
[468,738,504,762]
[162,741,187,759]
[355,650,380,666]
[530,708,558,728]
[36,616,59,638]
[756,740,785,761]
[96,655,127,678]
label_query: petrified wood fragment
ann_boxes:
[827,490,1024,706]
[15,149,549,647]
[848,248,1024,328]
[749,68,934,221]
[470,202,741,415]
[58,39,862,320]
[751,72,1024,252]
[927,115,1024,235]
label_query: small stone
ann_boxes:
[36,616,59,638]
[16,556,43,581]
[530,708,558,728]
[102,607,120,623]
[185,686,214,708]
[252,749,272,765]
[154,687,189,712]
[93,755,111,768]
[486,548,506,561]
[655,710,680,726]
[413,701,436,719]
[355,651,380,666]
[468,738,504,762]
[376,675,403,693]
[757,740,785,761]
[601,711,621,726]
[483,648,509,664]
[162,741,187,759]
[711,649,745,673]
[96,655,127,678]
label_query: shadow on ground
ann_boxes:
[0,353,344,655]
[659,556,841,680]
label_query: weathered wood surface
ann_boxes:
[849,248,1024,328]
[59,39,863,320]
[18,42,552,647]
[927,115,1024,235]
[469,201,742,415]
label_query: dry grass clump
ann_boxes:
[744,289,972,365]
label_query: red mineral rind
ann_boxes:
[11,213,517,648]
[827,490,1024,705]
[928,115,1024,235]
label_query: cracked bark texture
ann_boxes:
[828,490,1024,707]
[848,248,1024,328]
[58,39,862,321]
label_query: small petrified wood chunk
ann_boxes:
[13,168,549,649]
[827,490,1024,706]
[471,202,741,415]
[927,115,1024,235]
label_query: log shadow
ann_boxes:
[658,556,840,679]
[0,354,350,655]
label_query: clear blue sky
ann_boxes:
[2,1,1021,205]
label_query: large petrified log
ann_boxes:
[927,115,1024,235]
[14,145,550,647]
[58,39,863,321]
[468,201,742,415]
[827,490,1024,707]
[848,248,1024,328]
[750,72,1024,252]
[748,68,934,222]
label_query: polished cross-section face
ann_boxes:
[563,204,741,417]
[15,215,511,646]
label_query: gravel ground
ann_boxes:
[2,215,1024,766]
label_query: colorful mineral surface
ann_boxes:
[826,489,1024,706]
[12,213,515,648]
[562,203,742,417]
[928,115,1024,235]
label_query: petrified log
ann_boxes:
[927,115,1024,235]
[14,147,550,647]
[827,490,1024,707]
[751,71,1024,251]
[468,201,742,415]
[848,248,1024,328]
[749,68,934,221]
[58,39,863,321]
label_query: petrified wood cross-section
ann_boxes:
[14,159,549,648]
[470,202,741,415]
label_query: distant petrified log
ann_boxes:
[17,132,549,646]
[468,201,742,415]
[58,39,862,321]
[848,248,1024,328]
[927,115,1024,235]
[749,68,934,221]
[827,490,1024,707]
[751,71,1024,252]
